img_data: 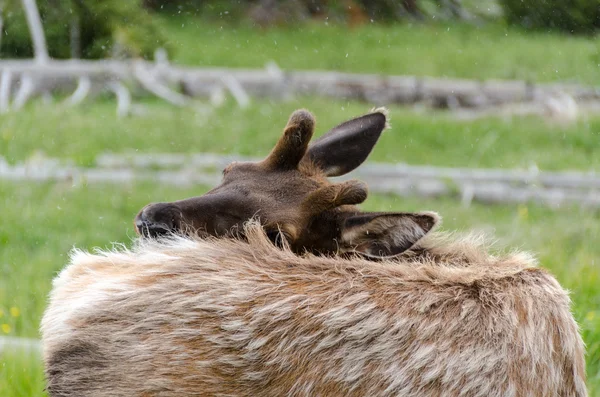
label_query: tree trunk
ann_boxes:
[0,4,4,55]
[402,0,424,18]
[70,15,81,59]
[21,0,49,62]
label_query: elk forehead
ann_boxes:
[135,108,441,258]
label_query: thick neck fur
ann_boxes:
[42,222,586,397]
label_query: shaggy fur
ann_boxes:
[41,223,586,397]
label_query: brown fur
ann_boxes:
[133,108,437,259]
[41,223,587,396]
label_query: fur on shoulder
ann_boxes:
[63,221,539,288]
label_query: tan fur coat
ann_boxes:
[41,223,587,396]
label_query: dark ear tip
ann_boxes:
[369,107,390,130]
[288,109,316,130]
[415,211,441,231]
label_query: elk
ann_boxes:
[41,109,587,396]
[133,108,439,259]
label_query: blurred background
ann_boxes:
[0,0,599,395]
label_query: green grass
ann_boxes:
[2,98,600,170]
[1,100,599,394]
[0,351,46,397]
[161,17,600,85]
[0,180,599,395]
[2,12,600,396]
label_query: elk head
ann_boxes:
[135,109,439,258]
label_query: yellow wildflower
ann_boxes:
[1,324,10,334]
[0,309,4,318]
[586,311,596,322]
[518,205,529,220]
[10,307,20,317]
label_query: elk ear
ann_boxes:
[303,109,388,177]
[340,211,440,258]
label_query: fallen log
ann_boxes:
[1,60,599,109]
[0,336,41,354]
[2,154,599,208]
[95,152,600,190]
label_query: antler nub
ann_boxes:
[302,180,368,214]
[263,109,315,170]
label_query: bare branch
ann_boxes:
[265,60,284,79]
[12,74,36,110]
[64,76,91,106]
[221,74,250,108]
[0,69,12,113]
[21,0,49,63]
[154,48,169,68]
[133,62,188,106]
[209,86,225,107]
[108,81,131,118]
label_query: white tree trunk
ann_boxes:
[0,69,12,112]
[70,15,81,59]
[21,0,49,63]
[0,10,4,56]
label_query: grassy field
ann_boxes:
[1,179,599,395]
[161,17,600,85]
[2,98,600,170]
[1,100,600,395]
[1,15,600,397]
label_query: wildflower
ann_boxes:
[9,307,20,318]
[586,311,596,322]
[0,309,4,318]
[1,324,10,334]
[518,205,529,220]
